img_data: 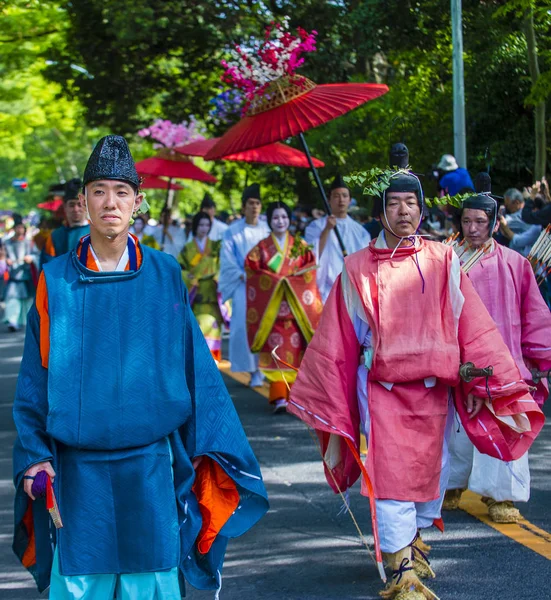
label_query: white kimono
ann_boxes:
[304,215,371,302]
[209,218,229,242]
[153,224,186,259]
[218,219,270,373]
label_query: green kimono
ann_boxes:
[179,238,223,360]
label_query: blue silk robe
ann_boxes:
[12,243,268,593]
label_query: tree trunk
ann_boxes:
[523,8,547,180]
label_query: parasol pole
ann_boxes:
[160,176,174,250]
[298,133,348,257]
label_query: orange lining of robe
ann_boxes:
[43,234,56,258]
[269,381,289,403]
[21,503,37,568]
[36,235,143,368]
[192,457,240,555]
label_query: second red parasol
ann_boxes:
[176,137,325,168]
[140,176,184,191]
[135,149,217,183]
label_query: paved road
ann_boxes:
[0,327,550,599]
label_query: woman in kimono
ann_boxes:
[245,201,323,413]
[179,212,223,362]
[130,216,160,249]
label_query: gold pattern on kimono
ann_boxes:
[259,352,271,367]
[248,247,261,262]
[284,320,292,330]
[303,271,313,284]
[247,307,259,324]
[314,299,324,314]
[259,274,273,291]
[286,351,295,365]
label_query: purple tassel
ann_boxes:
[31,470,49,498]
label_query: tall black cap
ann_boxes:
[64,178,82,202]
[242,183,261,203]
[200,192,216,209]
[372,142,424,217]
[330,174,349,191]
[83,135,139,188]
[474,172,492,194]
[462,172,497,217]
[389,143,409,169]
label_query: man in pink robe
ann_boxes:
[288,146,544,600]
[445,179,551,523]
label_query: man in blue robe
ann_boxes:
[12,135,268,599]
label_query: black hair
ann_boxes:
[266,201,292,231]
[191,211,212,237]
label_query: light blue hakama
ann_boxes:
[50,548,180,600]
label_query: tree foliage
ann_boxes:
[1,1,551,212]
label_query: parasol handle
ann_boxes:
[298,133,348,257]
[459,362,493,383]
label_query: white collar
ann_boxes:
[89,244,129,272]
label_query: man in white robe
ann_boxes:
[304,175,371,302]
[218,184,270,386]
[153,208,186,259]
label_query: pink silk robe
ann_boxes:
[467,243,551,405]
[288,239,544,502]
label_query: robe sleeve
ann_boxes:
[455,270,544,461]
[12,304,54,485]
[288,275,362,492]
[521,200,551,227]
[218,228,244,303]
[303,219,322,245]
[518,258,551,372]
[178,244,196,293]
[174,286,268,590]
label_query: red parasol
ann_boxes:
[140,176,184,191]
[37,199,64,211]
[175,137,325,168]
[205,78,388,160]
[135,149,217,183]
[205,76,388,255]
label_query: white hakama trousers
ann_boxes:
[447,421,530,502]
[357,368,453,553]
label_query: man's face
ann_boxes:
[64,198,87,227]
[461,208,494,248]
[381,192,421,238]
[243,197,262,221]
[133,218,144,233]
[270,208,290,234]
[14,224,26,239]
[82,180,142,238]
[203,206,215,220]
[329,187,351,216]
[504,195,523,213]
